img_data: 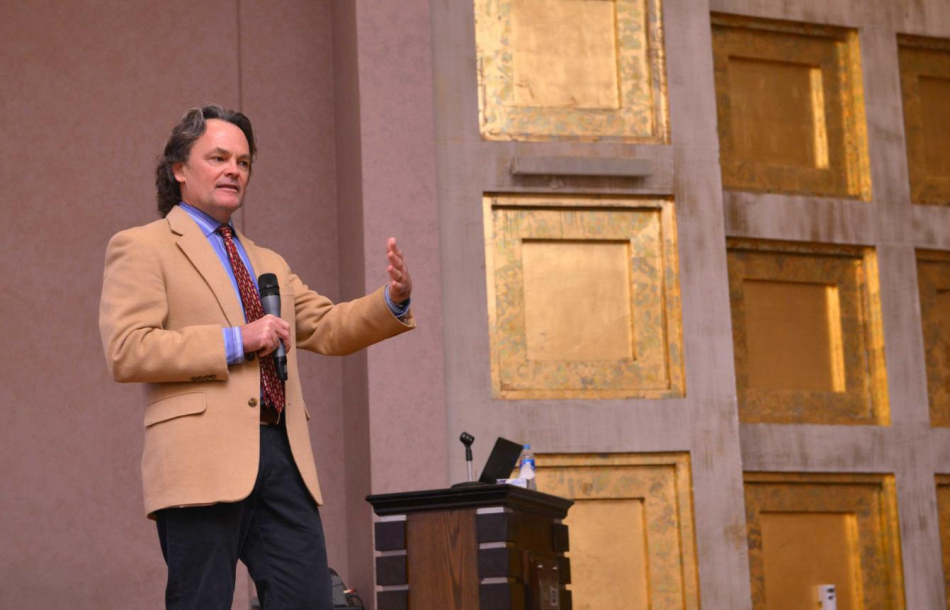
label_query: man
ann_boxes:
[99,104,414,609]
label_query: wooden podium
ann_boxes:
[366,484,573,610]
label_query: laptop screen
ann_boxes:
[478,437,525,484]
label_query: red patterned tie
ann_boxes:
[217,225,285,414]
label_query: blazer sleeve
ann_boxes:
[99,229,230,383]
[289,269,416,356]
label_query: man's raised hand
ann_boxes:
[386,237,412,303]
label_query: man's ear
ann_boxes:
[172,162,186,184]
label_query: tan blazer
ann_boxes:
[99,205,414,517]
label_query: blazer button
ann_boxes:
[248,398,258,407]
[247,353,256,361]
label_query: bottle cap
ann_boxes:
[524,444,531,449]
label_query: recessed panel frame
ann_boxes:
[899,35,950,206]
[538,453,700,610]
[727,239,889,425]
[744,472,905,610]
[474,0,670,142]
[484,195,684,400]
[917,250,950,426]
[712,14,871,200]
[935,475,950,609]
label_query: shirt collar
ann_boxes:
[178,202,234,238]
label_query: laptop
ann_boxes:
[478,437,525,484]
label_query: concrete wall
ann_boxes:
[429,0,750,604]
[713,1,950,607]
[429,0,950,607]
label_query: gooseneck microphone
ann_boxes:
[460,432,475,482]
[258,273,288,381]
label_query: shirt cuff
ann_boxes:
[223,326,245,365]
[384,284,411,320]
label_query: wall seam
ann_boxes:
[236,0,245,234]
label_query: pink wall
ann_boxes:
[237,0,351,584]
[334,1,449,604]
[353,0,447,501]
[0,1,416,607]
[1,2,239,606]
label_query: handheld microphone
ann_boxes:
[257,273,288,381]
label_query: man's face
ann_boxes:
[173,119,251,224]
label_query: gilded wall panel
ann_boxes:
[474,0,669,142]
[745,473,904,610]
[917,251,950,426]
[936,476,950,609]
[537,453,699,610]
[484,195,684,399]
[712,14,871,199]
[899,36,950,206]
[727,240,889,425]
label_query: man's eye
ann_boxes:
[211,156,224,162]
[239,161,250,169]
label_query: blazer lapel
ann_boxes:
[166,206,246,327]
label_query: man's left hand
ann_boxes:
[386,237,412,303]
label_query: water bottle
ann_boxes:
[519,444,537,491]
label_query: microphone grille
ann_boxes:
[258,273,279,296]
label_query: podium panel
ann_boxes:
[368,485,573,610]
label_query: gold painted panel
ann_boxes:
[743,280,845,393]
[537,453,700,610]
[566,499,649,608]
[919,78,950,177]
[712,14,871,199]
[916,251,950,426]
[475,0,669,142]
[935,476,950,609]
[484,195,684,400]
[760,513,858,610]
[899,36,950,206]
[522,240,633,362]
[727,240,889,425]
[745,473,905,610]
[728,58,827,170]
[511,0,620,110]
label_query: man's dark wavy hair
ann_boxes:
[155,104,257,217]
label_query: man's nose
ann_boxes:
[224,160,240,176]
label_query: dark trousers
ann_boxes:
[155,424,332,610]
